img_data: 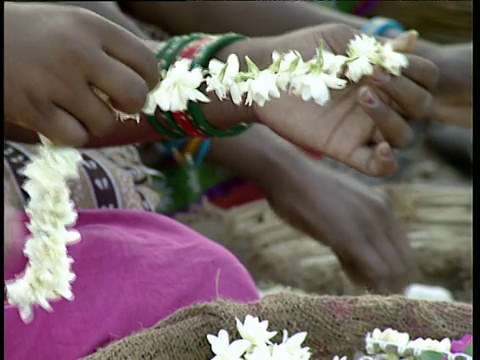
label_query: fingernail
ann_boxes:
[379,146,392,159]
[372,68,390,84]
[360,88,379,108]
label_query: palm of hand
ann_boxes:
[254,25,398,176]
[256,81,380,174]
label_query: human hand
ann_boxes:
[261,156,415,293]
[4,2,159,147]
[221,24,438,177]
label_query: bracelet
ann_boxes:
[361,16,405,36]
[181,34,253,138]
[147,34,205,138]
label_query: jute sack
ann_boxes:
[176,184,472,302]
[83,291,472,360]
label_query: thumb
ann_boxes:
[388,30,419,54]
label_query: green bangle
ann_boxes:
[151,34,204,138]
[145,114,181,139]
[188,33,252,138]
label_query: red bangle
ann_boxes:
[165,36,220,139]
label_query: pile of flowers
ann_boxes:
[5,34,409,321]
[207,319,473,360]
[359,329,473,360]
[207,315,311,360]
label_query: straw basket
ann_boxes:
[176,184,472,302]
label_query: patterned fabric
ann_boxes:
[4,142,160,212]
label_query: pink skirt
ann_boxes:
[4,210,259,359]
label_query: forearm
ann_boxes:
[124,1,439,61]
[207,124,300,187]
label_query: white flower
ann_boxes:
[345,56,374,83]
[332,356,348,360]
[290,70,346,106]
[206,54,241,101]
[245,344,274,360]
[5,136,82,323]
[322,51,348,76]
[142,92,158,116]
[241,70,281,107]
[153,58,211,112]
[345,34,382,83]
[407,337,452,355]
[281,330,310,356]
[272,50,309,91]
[379,42,409,76]
[207,329,250,360]
[366,328,410,355]
[235,315,277,347]
[347,34,381,60]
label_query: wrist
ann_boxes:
[199,36,276,129]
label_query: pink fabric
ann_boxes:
[4,210,259,359]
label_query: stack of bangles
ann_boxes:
[146,32,251,140]
[145,32,253,168]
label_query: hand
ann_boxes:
[261,156,416,294]
[4,2,159,147]
[231,24,439,176]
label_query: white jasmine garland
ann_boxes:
[5,135,82,323]
[130,34,409,117]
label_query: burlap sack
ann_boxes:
[83,291,472,360]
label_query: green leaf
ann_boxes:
[244,56,260,75]
[419,350,445,360]
[463,342,473,356]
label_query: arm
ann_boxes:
[207,124,415,292]
[122,1,440,59]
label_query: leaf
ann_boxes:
[420,350,446,360]
[463,343,473,356]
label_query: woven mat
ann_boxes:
[175,184,472,302]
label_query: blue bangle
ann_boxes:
[361,16,405,36]
[193,140,212,169]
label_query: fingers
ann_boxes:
[89,54,151,114]
[386,30,419,54]
[366,67,434,121]
[358,86,414,147]
[346,142,397,177]
[56,83,117,138]
[364,221,412,293]
[334,235,391,293]
[401,55,439,91]
[97,21,159,91]
[34,104,90,147]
